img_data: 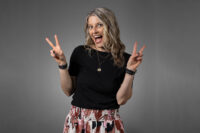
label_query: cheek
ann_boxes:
[101,28,105,34]
[88,31,93,38]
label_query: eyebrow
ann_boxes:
[88,22,103,26]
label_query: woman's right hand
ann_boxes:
[45,34,67,65]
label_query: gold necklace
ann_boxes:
[96,50,110,72]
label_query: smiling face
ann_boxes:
[88,15,107,50]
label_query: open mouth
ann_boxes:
[94,35,103,44]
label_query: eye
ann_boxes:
[88,25,93,30]
[97,23,103,27]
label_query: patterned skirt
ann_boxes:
[63,105,125,133]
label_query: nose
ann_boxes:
[92,27,98,34]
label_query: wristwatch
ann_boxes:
[125,68,137,75]
[58,63,68,69]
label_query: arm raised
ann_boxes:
[46,34,76,96]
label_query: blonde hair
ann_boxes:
[83,7,126,68]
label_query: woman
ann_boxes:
[45,7,145,133]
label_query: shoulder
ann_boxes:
[73,45,89,52]
[70,45,85,55]
[71,45,92,58]
[123,52,131,61]
[73,45,84,51]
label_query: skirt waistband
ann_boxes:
[69,105,120,121]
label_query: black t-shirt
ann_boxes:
[68,45,131,109]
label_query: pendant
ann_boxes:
[97,68,101,72]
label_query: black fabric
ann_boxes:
[68,45,131,109]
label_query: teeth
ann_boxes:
[94,35,102,39]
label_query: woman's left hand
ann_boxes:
[126,41,146,71]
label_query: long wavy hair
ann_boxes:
[83,7,126,68]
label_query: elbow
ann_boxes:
[117,97,128,105]
[62,87,73,97]
[63,90,71,97]
[117,95,132,105]
[117,99,127,105]
[64,92,71,97]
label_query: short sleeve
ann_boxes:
[68,46,80,76]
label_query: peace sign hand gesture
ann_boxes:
[45,34,67,66]
[126,41,146,72]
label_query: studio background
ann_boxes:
[0,0,200,133]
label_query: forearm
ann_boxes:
[59,68,73,96]
[116,73,134,105]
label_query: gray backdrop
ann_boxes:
[0,0,200,133]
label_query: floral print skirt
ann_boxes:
[63,105,125,133]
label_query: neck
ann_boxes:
[92,45,107,52]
